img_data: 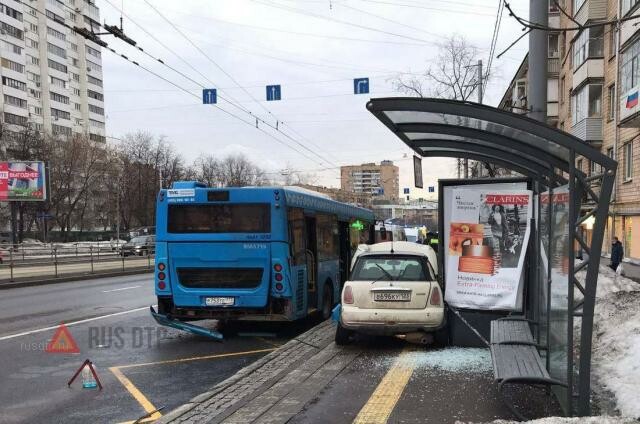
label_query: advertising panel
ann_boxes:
[444,186,533,310]
[0,161,47,201]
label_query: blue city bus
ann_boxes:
[153,182,374,325]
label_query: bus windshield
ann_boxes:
[167,203,271,233]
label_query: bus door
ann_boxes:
[305,216,318,311]
[338,221,350,286]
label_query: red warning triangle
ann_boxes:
[46,323,80,354]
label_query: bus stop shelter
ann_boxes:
[366,97,617,417]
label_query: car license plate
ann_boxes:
[205,296,235,306]
[373,291,411,302]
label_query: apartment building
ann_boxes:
[0,0,105,143]
[499,0,640,260]
[340,160,400,202]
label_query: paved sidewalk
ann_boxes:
[160,320,559,424]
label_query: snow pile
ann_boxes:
[576,265,640,419]
[462,416,637,423]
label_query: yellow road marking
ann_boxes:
[110,367,162,422]
[112,348,277,423]
[115,347,276,369]
[353,349,415,424]
[254,336,283,348]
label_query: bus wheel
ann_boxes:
[322,283,333,320]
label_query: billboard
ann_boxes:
[442,182,531,311]
[0,161,47,201]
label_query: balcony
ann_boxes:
[572,58,604,90]
[619,86,640,127]
[548,57,559,75]
[574,0,607,26]
[570,117,602,144]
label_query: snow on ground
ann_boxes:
[576,265,640,419]
[462,416,638,423]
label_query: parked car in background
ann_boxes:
[120,235,155,257]
[0,232,11,245]
[336,241,444,345]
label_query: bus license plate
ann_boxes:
[205,297,235,306]
[373,291,411,302]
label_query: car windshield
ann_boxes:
[351,255,434,281]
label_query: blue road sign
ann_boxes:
[202,88,217,104]
[428,186,435,193]
[403,188,410,194]
[266,85,281,101]
[353,78,369,94]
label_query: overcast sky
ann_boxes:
[98,0,530,197]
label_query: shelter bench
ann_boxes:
[490,317,567,420]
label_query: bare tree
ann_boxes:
[391,34,496,177]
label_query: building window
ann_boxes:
[28,88,41,99]
[4,112,28,126]
[1,58,24,73]
[29,23,38,32]
[609,23,618,58]
[89,118,105,129]
[73,88,81,96]
[571,84,602,125]
[608,84,616,121]
[4,94,27,109]
[32,106,42,116]
[0,3,23,21]
[86,59,102,73]
[50,91,70,104]
[27,55,39,66]
[47,42,67,59]
[88,75,103,87]
[560,76,565,104]
[26,72,41,84]
[89,104,104,115]
[1,22,24,40]
[90,133,106,143]
[48,58,67,73]
[2,76,26,91]
[74,103,81,111]
[574,0,586,12]
[87,90,104,101]
[608,147,614,159]
[51,108,70,120]
[624,142,633,180]
[45,9,65,24]
[50,76,67,88]
[52,123,72,136]
[591,160,602,175]
[69,42,77,52]
[621,39,640,93]
[71,73,80,82]
[86,45,101,59]
[548,33,559,58]
[573,27,604,69]
[577,158,583,173]
[622,0,640,16]
[27,38,38,49]
[47,26,66,41]
[3,40,22,54]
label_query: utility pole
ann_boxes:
[528,0,548,122]
[464,59,483,178]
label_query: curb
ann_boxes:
[0,268,153,290]
[158,320,337,423]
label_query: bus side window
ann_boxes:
[317,214,339,262]
[288,208,306,266]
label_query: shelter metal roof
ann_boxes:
[366,98,616,185]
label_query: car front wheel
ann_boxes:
[335,323,353,346]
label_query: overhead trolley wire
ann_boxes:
[141,0,335,166]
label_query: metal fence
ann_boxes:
[0,242,154,283]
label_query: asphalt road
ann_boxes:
[0,275,308,424]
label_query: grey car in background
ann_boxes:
[119,235,155,257]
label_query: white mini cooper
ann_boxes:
[335,241,445,345]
